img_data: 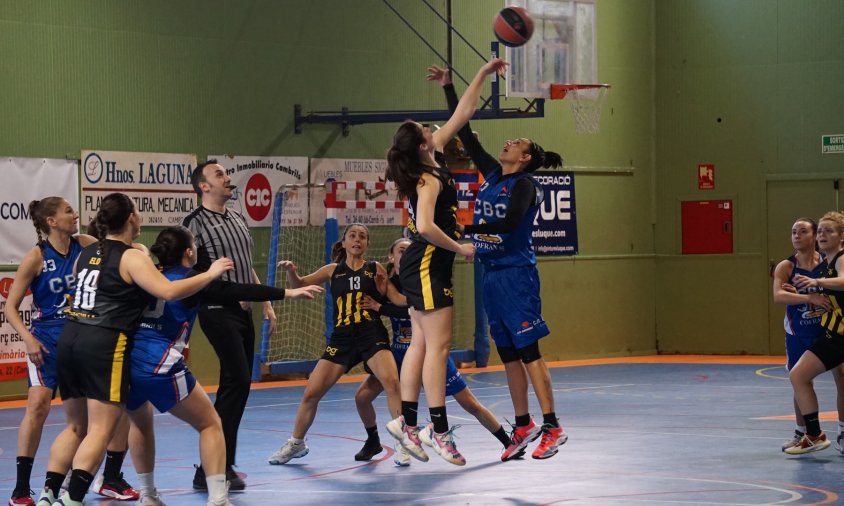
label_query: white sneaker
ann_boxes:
[139,490,167,506]
[268,438,309,465]
[35,487,55,506]
[393,443,411,467]
[385,416,428,462]
[50,491,83,506]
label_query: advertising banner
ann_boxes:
[210,155,309,226]
[532,171,578,256]
[80,151,197,227]
[0,157,78,264]
[0,275,33,381]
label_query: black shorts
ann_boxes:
[808,333,844,371]
[57,321,132,403]
[322,323,390,372]
[399,241,455,311]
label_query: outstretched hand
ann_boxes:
[286,284,324,300]
[481,58,509,77]
[427,64,452,86]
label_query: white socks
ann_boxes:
[206,473,228,503]
[137,472,156,496]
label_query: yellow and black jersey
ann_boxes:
[331,260,381,328]
[822,250,844,336]
[405,152,460,243]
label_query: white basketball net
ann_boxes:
[564,86,609,134]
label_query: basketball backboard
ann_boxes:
[505,0,598,99]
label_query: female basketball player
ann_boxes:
[787,211,844,454]
[772,218,840,452]
[383,59,505,467]
[36,193,232,506]
[354,238,512,466]
[428,62,567,460]
[267,224,401,465]
[124,226,322,506]
[6,198,139,506]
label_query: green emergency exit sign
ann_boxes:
[823,134,844,154]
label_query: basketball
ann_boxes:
[493,6,534,48]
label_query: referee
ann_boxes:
[182,160,277,490]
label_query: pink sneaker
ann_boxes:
[425,425,466,466]
[385,416,429,462]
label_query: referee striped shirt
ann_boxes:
[182,206,254,284]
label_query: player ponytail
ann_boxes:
[524,141,563,173]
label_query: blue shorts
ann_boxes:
[27,322,62,392]
[127,364,197,413]
[483,265,550,350]
[392,347,467,397]
[785,332,824,370]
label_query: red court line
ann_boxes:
[0,354,786,409]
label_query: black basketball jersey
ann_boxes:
[405,152,460,243]
[331,260,380,328]
[821,250,844,336]
[67,240,151,332]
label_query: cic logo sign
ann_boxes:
[244,173,272,222]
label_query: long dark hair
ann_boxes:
[92,193,135,253]
[28,197,66,243]
[386,121,428,200]
[524,141,563,173]
[331,224,369,264]
[150,226,193,267]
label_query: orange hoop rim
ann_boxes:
[549,83,611,100]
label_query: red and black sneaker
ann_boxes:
[92,473,140,501]
[501,419,542,462]
[8,489,35,506]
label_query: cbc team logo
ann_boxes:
[83,153,104,184]
[244,173,272,222]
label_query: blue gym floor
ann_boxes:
[1,357,842,505]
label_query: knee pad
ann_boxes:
[496,345,520,364]
[517,342,542,364]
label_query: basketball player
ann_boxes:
[36,193,232,506]
[125,226,321,506]
[383,59,509,467]
[429,62,567,460]
[267,224,401,465]
[6,198,140,506]
[772,218,841,452]
[787,211,844,454]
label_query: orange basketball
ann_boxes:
[493,6,534,48]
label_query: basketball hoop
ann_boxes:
[550,84,611,134]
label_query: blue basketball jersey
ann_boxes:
[784,254,826,338]
[132,266,196,375]
[472,170,542,268]
[387,275,412,351]
[30,238,82,325]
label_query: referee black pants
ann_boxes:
[198,304,255,469]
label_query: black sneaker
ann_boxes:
[226,466,245,491]
[192,465,206,491]
[354,439,383,461]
